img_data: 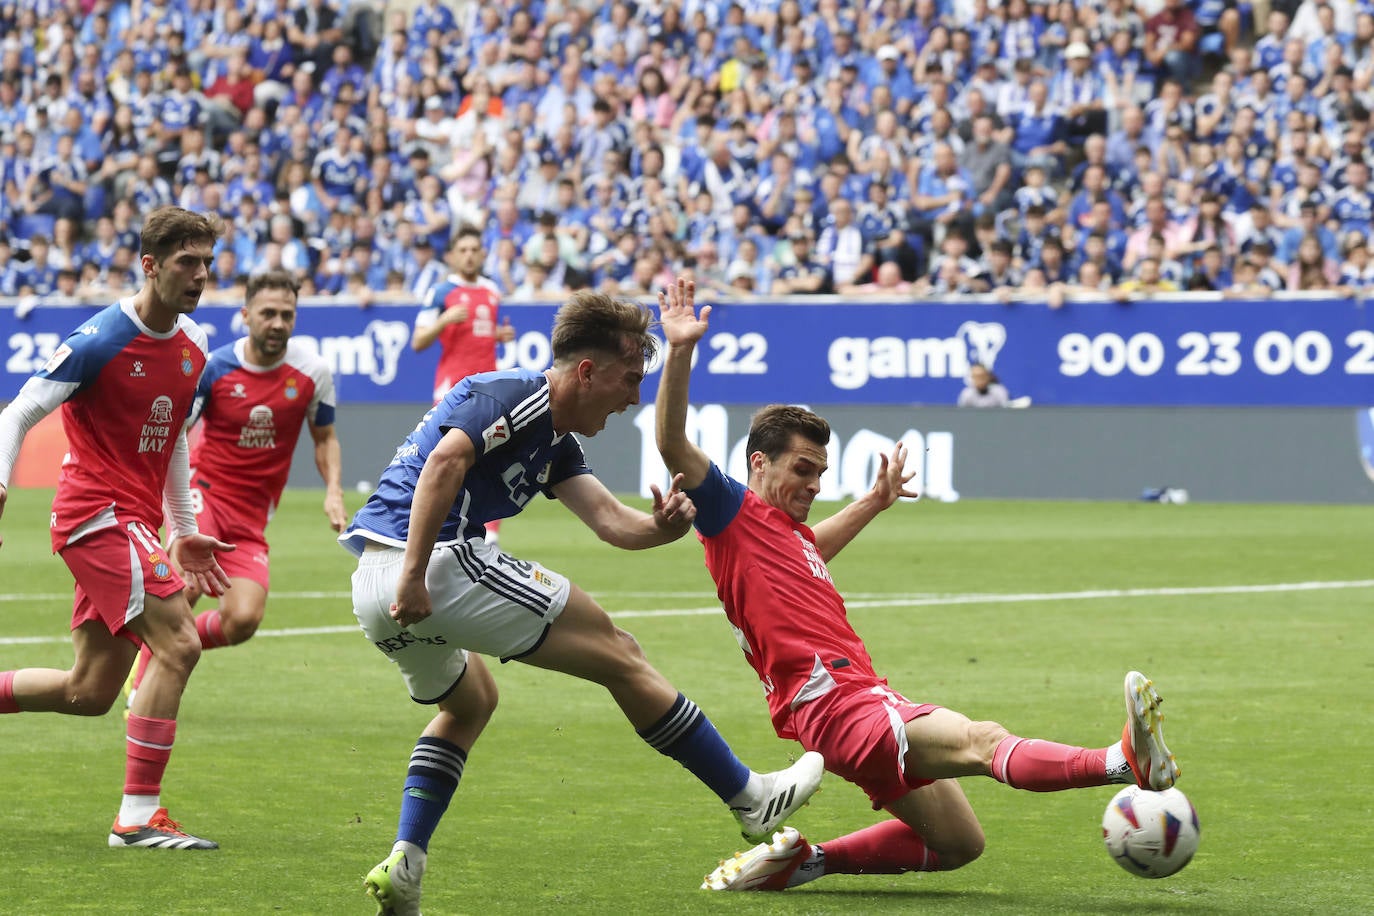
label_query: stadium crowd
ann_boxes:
[1,0,1373,305]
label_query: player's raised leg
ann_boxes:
[366,654,498,916]
[1122,670,1179,790]
[520,585,823,842]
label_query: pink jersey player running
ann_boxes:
[0,207,232,849]
[654,278,1182,891]
[127,270,345,694]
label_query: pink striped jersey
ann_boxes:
[689,462,884,741]
[22,299,210,551]
[189,337,336,530]
[415,273,502,401]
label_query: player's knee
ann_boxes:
[968,720,1012,766]
[613,627,645,659]
[934,827,986,869]
[65,673,122,715]
[219,610,261,645]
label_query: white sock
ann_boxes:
[726,771,764,809]
[788,846,826,888]
[392,840,427,874]
[118,794,160,827]
[1105,742,1133,783]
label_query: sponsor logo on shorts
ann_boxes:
[374,630,448,654]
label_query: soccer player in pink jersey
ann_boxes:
[654,279,1182,891]
[126,269,346,695]
[411,224,516,544]
[0,207,233,849]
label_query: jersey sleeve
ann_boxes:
[414,282,445,328]
[436,390,512,458]
[686,461,748,539]
[306,353,338,427]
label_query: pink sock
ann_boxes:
[195,610,230,649]
[0,671,19,714]
[132,644,153,690]
[992,736,1109,791]
[822,819,942,874]
[125,714,177,796]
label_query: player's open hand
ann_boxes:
[650,472,697,534]
[657,277,711,347]
[170,533,235,598]
[871,442,921,508]
[392,574,433,628]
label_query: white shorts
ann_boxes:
[351,539,572,703]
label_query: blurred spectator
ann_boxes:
[958,363,1010,407]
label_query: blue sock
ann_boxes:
[396,736,466,851]
[636,693,750,802]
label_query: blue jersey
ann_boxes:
[341,369,592,553]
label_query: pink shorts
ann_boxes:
[61,518,186,645]
[789,681,940,810]
[192,480,269,590]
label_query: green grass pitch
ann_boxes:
[1,487,1371,915]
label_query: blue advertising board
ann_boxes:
[3,297,1373,405]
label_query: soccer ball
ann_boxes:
[1102,785,1200,878]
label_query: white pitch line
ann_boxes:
[1,579,1371,646]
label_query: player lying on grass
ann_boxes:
[652,278,1181,892]
[340,290,822,915]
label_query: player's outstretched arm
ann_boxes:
[553,472,697,550]
[812,442,920,562]
[654,277,713,490]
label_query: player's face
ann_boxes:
[754,433,828,523]
[452,236,483,280]
[576,351,644,436]
[148,241,214,315]
[242,288,297,361]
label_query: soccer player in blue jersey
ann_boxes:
[340,290,823,915]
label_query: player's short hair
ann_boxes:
[140,206,222,262]
[245,269,300,306]
[746,405,831,462]
[454,224,482,245]
[550,291,658,367]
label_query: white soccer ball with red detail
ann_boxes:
[1102,785,1200,878]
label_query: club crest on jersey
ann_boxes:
[238,405,277,449]
[481,418,509,450]
[148,553,171,579]
[284,377,299,400]
[139,396,175,453]
[180,347,194,376]
[130,360,145,378]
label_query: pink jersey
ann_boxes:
[24,300,210,551]
[415,274,502,401]
[695,464,882,740]
[188,337,335,531]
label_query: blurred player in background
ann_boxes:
[411,224,516,545]
[342,290,823,915]
[126,269,345,699]
[0,206,232,849]
[654,279,1181,891]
